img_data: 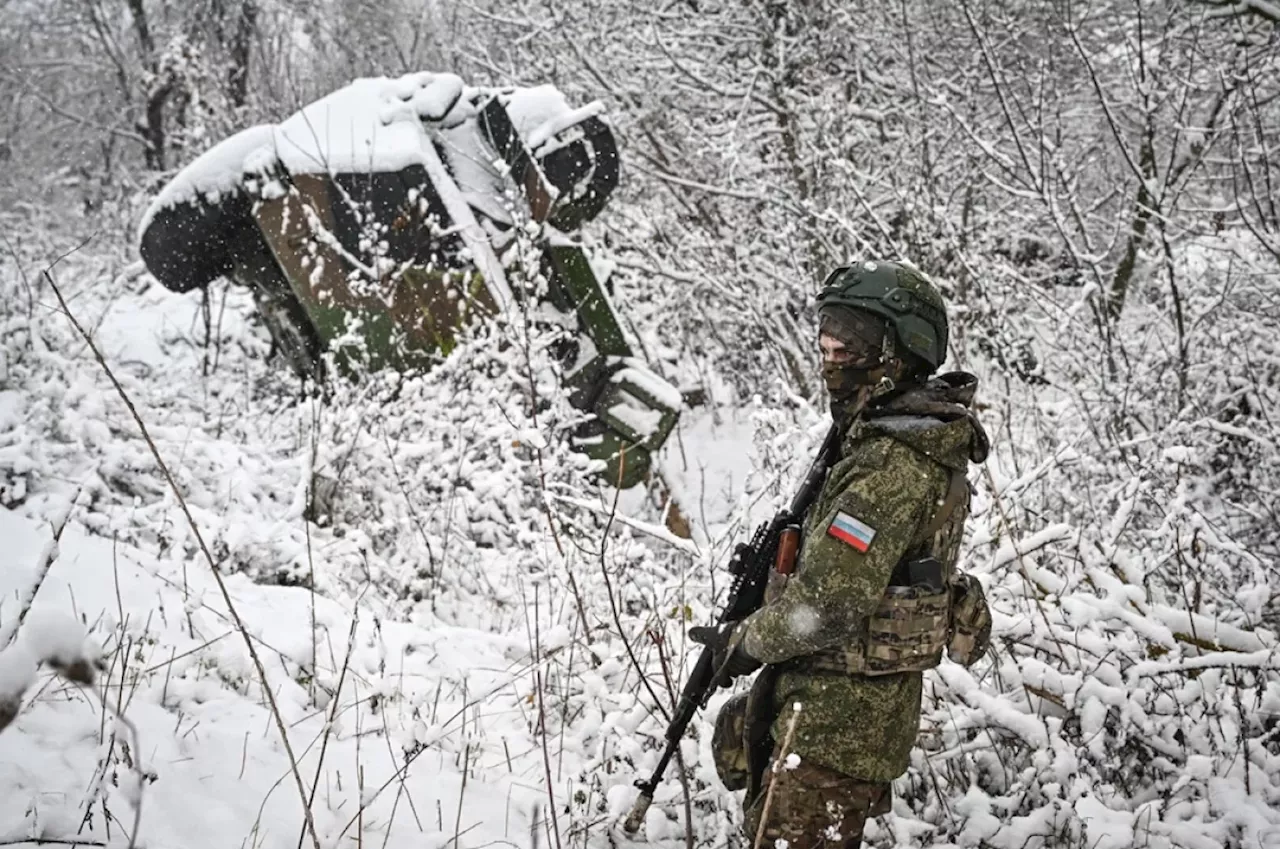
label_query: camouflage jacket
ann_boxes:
[737,372,990,782]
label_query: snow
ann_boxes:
[503,86,579,144]
[785,604,821,637]
[607,399,663,439]
[0,642,36,706]
[11,111,1280,849]
[0,508,544,849]
[611,360,687,412]
[136,124,275,236]
[273,72,465,176]
[524,101,608,155]
[437,119,515,226]
[19,608,96,672]
[138,72,607,261]
[0,244,780,849]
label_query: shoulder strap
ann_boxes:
[921,469,968,542]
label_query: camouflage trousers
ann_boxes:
[742,753,890,849]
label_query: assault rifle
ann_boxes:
[622,423,841,834]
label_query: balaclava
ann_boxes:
[819,304,901,423]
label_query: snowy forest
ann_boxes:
[1,2,1278,849]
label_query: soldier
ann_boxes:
[692,260,993,849]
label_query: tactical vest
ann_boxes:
[808,468,991,676]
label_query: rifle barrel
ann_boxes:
[623,646,715,833]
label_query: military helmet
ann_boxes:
[815,260,949,370]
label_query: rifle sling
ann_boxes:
[743,665,780,804]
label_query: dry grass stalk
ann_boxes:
[44,268,324,849]
[752,703,802,849]
[0,493,78,651]
[450,743,471,848]
[532,586,564,849]
[650,628,695,849]
[297,612,360,849]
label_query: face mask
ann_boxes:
[818,338,900,422]
[822,356,886,397]
[819,327,885,396]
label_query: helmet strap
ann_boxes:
[864,330,900,399]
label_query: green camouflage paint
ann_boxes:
[253,174,500,377]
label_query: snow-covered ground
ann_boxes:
[2,239,1279,849]
[1,506,548,849]
[0,255,765,849]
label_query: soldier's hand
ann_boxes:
[689,625,761,683]
[688,625,723,651]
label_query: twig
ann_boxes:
[532,587,564,849]
[544,493,700,555]
[379,720,424,849]
[650,630,694,849]
[0,227,36,323]
[44,268,324,849]
[305,402,320,703]
[0,492,79,651]
[297,611,360,849]
[752,703,802,849]
[595,453,672,723]
[0,840,108,848]
[143,632,231,676]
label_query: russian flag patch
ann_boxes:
[827,510,877,552]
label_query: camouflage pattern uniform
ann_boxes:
[732,373,990,849]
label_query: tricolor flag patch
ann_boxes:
[827,510,877,552]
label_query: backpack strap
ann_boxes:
[921,468,968,543]
[888,468,970,587]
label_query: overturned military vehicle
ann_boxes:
[137,72,680,489]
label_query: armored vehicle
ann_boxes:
[138,72,680,489]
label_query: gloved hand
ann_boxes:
[689,624,762,682]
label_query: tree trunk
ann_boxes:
[1107,135,1158,320]
[125,0,167,170]
[228,1,257,109]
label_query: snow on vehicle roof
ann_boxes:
[138,72,602,243]
[135,124,276,238]
[272,72,465,175]
[504,87,606,156]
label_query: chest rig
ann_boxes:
[808,467,986,676]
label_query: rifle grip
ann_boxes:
[775,525,801,575]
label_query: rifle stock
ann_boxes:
[622,423,840,834]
